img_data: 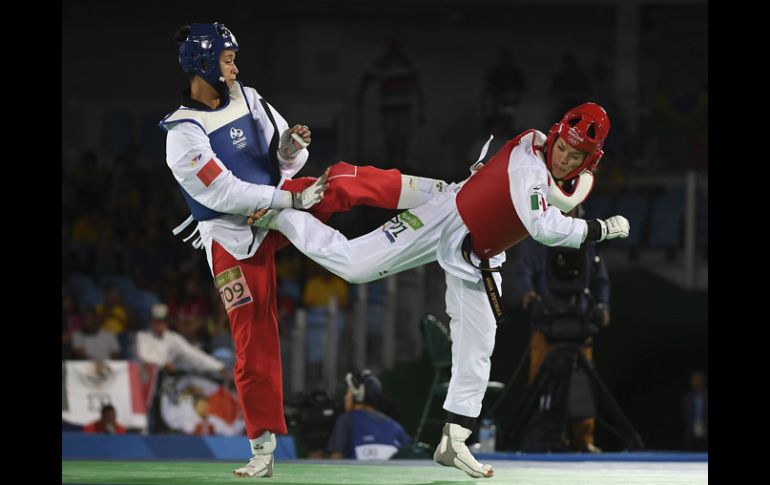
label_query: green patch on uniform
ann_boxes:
[530,194,540,210]
[399,211,424,230]
[215,267,243,289]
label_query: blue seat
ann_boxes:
[305,307,327,365]
[67,272,105,308]
[278,279,301,302]
[125,289,160,330]
[649,187,686,249]
[79,288,104,309]
[99,275,136,299]
[67,272,97,303]
[613,192,648,248]
[366,280,388,306]
[304,307,344,365]
[354,282,387,338]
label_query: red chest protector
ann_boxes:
[456,130,541,258]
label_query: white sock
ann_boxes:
[249,431,276,455]
[397,175,447,209]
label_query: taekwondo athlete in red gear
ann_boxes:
[249,102,629,478]
[159,22,447,478]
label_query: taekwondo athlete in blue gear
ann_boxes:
[160,22,451,479]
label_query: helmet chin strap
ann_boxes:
[213,78,230,99]
[547,171,594,212]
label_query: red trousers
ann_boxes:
[211,162,402,439]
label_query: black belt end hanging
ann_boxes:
[461,234,509,325]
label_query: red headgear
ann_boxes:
[545,102,611,180]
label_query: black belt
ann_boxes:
[461,234,508,325]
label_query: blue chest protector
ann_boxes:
[159,81,279,221]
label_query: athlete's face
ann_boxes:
[550,136,587,179]
[219,50,239,88]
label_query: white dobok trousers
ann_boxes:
[273,188,505,418]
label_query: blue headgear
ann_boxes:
[178,23,239,92]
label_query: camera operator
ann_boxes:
[284,389,341,458]
[512,207,610,453]
[325,370,412,460]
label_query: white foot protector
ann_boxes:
[233,431,276,478]
[433,423,494,478]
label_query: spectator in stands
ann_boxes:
[549,52,593,123]
[482,47,527,135]
[302,261,349,383]
[326,369,411,460]
[63,291,85,333]
[63,291,85,359]
[97,283,130,335]
[207,295,233,354]
[71,207,103,250]
[590,58,631,179]
[356,38,425,170]
[276,247,303,344]
[169,276,210,349]
[302,260,349,310]
[71,306,121,361]
[650,83,708,172]
[135,303,227,378]
[83,404,126,435]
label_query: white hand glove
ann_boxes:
[292,169,329,210]
[599,215,630,241]
[279,125,311,159]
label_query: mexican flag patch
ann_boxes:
[530,194,546,211]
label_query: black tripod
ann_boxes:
[503,338,644,452]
